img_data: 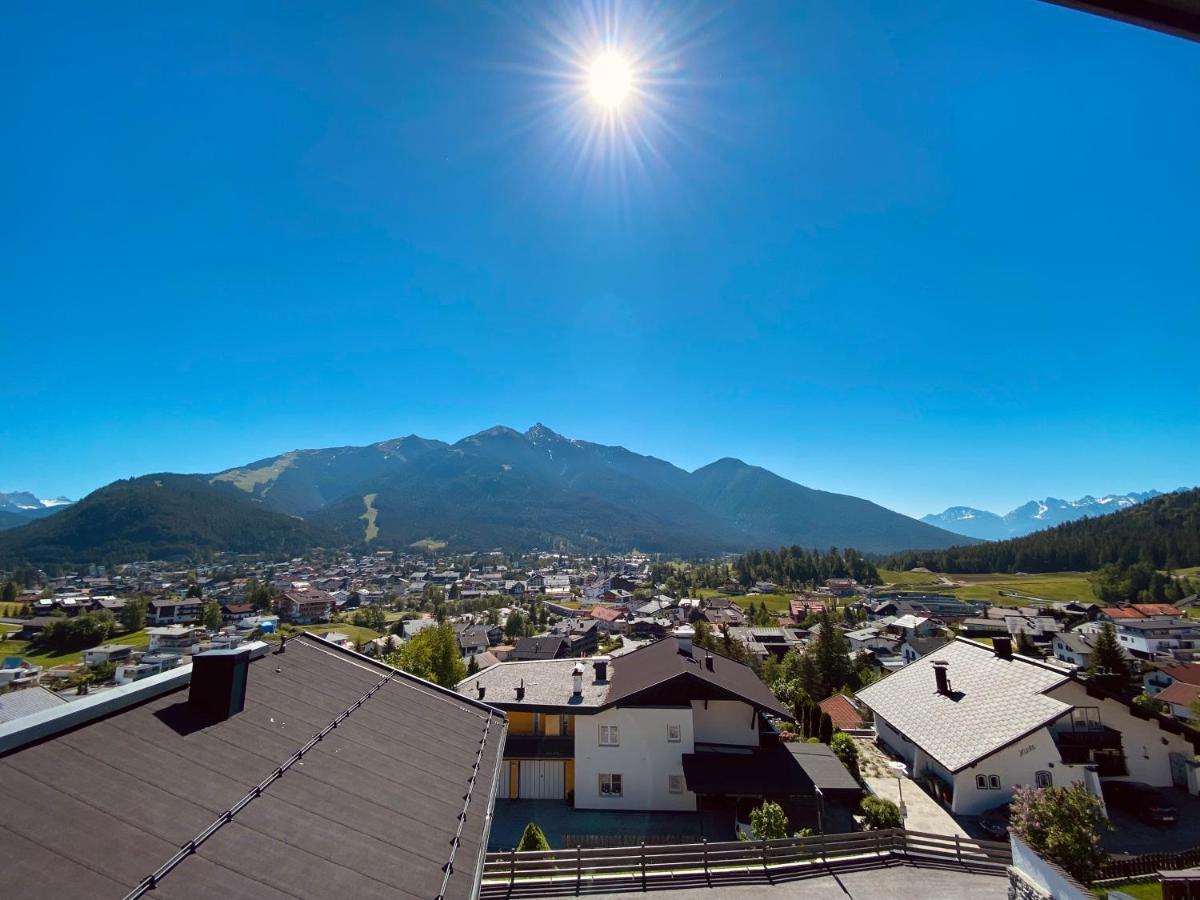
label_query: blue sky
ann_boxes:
[3,0,1198,519]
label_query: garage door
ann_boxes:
[518,760,565,800]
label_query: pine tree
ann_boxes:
[1087,622,1130,683]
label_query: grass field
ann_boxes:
[879,569,1097,604]
[1095,881,1162,900]
[0,602,24,617]
[294,623,387,644]
[0,627,151,670]
[697,588,796,615]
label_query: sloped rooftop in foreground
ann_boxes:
[0,634,506,900]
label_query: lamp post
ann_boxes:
[887,760,908,823]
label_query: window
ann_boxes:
[667,724,681,742]
[668,774,684,794]
[1035,771,1053,788]
[975,775,988,790]
[599,774,623,797]
[599,725,620,746]
[988,775,1001,790]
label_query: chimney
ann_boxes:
[705,652,714,671]
[477,684,486,700]
[189,646,251,721]
[515,679,525,701]
[993,635,1013,660]
[674,624,695,657]
[932,660,951,696]
[572,662,584,697]
[592,656,610,683]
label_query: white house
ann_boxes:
[857,636,1200,816]
[457,630,860,825]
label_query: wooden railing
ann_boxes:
[480,828,1011,896]
[1097,845,1200,882]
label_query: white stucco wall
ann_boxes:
[691,699,758,746]
[573,706,697,811]
[948,726,1078,816]
[1049,681,1197,787]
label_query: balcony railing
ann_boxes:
[503,735,574,759]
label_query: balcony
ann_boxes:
[503,735,574,759]
[1053,726,1127,775]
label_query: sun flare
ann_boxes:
[587,51,633,109]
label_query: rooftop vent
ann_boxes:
[477,684,486,700]
[674,625,695,657]
[993,635,1013,660]
[592,656,610,683]
[515,678,525,701]
[572,662,584,697]
[705,652,714,671]
[189,646,251,721]
[932,660,952,696]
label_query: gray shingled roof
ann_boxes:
[0,686,67,724]
[458,659,609,709]
[855,638,1071,772]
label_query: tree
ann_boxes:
[1,581,16,604]
[119,596,147,631]
[505,610,528,642]
[384,624,467,688]
[817,711,834,745]
[859,796,902,830]
[1087,622,1131,685]
[201,600,223,631]
[1009,784,1109,883]
[830,732,860,781]
[186,583,203,599]
[749,801,789,840]
[516,822,550,851]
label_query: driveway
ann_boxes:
[1101,786,1200,856]
[855,738,968,838]
[584,864,1006,899]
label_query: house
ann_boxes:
[457,624,493,659]
[564,619,602,657]
[725,626,802,661]
[321,631,354,649]
[400,617,438,640]
[145,625,208,655]
[511,636,568,661]
[1102,604,1184,622]
[790,596,831,623]
[1107,617,1200,660]
[1157,681,1200,725]
[1051,631,1121,668]
[900,635,949,663]
[693,598,745,628]
[0,657,41,689]
[588,604,628,633]
[219,602,256,622]
[146,598,204,626]
[0,685,66,724]
[0,634,505,899]
[83,643,136,667]
[1145,662,1200,697]
[818,693,868,731]
[457,629,858,830]
[856,636,1200,816]
[271,588,335,624]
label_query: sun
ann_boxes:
[587,51,633,109]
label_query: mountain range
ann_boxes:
[920,491,1167,541]
[0,424,975,565]
[0,491,73,531]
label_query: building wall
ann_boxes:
[1049,681,1197,787]
[573,706,696,811]
[691,699,758,746]
[947,726,1071,816]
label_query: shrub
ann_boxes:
[749,801,789,840]
[516,822,550,851]
[1009,784,1109,883]
[830,732,860,781]
[860,796,902,830]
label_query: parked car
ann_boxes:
[1103,781,1178,826]
[978,802,1011,839]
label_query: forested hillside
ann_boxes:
[885,489,1200,574]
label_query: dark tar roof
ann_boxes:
[604,637,791,718]
[0,633,506,900]
[682,741,860,797]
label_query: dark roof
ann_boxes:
[1044,0,1200,43]
[681,741,860,797]
[0,634,506,900]
[512,636,566,660]
[786,742,863,794]
[604,637,790,718]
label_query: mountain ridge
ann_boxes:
[921,490,1170,540]
[0,425,977,564]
